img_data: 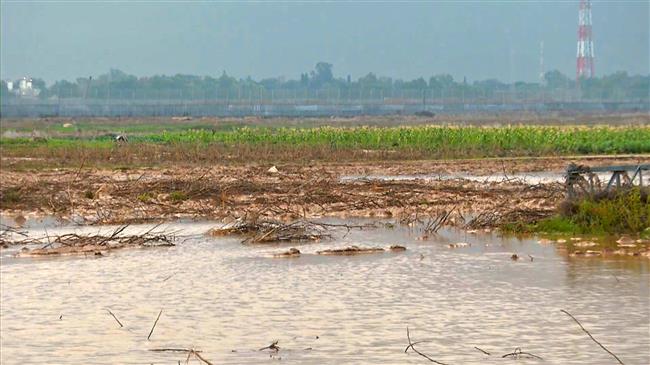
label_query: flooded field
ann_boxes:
[1,220,648,365]
[340,171,572,185]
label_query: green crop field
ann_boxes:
[2,125,649,167]
[4,125,650,152]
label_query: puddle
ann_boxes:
[341,171,616,185]
[1,219,648,364]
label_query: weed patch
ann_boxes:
[524,188,650,235]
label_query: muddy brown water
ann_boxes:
[1,220,648,365]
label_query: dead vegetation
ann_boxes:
[273,248,301,258]
[317,245,386,255]
[11,225,174,257]
[0,224,27,248]
[3,156,638,229]
[209,218,333,244]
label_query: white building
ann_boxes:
[12,77,40,97]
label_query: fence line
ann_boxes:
[1,98,648,118]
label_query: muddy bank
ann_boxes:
[0,155,646,227]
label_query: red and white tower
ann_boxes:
[576,0,595,81]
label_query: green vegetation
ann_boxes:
[169,191,188,203]
[137,192,154,203]
[3,125,650,156]
[521,188,650,236]
[1,187,22,205]
[2,125,649,168]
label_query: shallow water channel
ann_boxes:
[1,219,649,364]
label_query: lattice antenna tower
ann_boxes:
[576,0,595,82]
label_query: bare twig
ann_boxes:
[150,348,203,353]
[424,206,456,234]
[161,273,176,282]
[259,340,280,352]
[147,309,163,340]
[150,348,213,365]
[405,340,433,353]
[106,309,123,328]
[474,346,490,355]
[192,351,214,365]
[561,309,624,365]
[405,327,450,365]
[501,347,543,360]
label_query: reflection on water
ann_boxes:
[340,171,616,185]
[1,220,649,364]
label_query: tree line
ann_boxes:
[2,62,648,102]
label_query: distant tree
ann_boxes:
[0,80,14,100]
[34,66,647,103]
[310,62,334,87]
[404,77,427,90]
[50,80,80,98]
[429,74,455,90]
[30,78,47,98]
[544,70,571,89]
[218,71,236,90]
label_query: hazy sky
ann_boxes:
[1,1,648,84]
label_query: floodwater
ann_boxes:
[1,220,649,365]
[340,171,616,185]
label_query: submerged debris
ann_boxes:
[259,340,280,352]
[465,209,549,230]
[13,225,174,257]
[209,217,336,244]
[388,245,407,251]
[273,248,301,258]
[574,241,598,248]
[317,245,385,255]
[0,224,28,248]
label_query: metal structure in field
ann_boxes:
[566,164,649,198]
[576,0,595,81]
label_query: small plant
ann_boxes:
[169,191,188,203]
[137,192,154,202]
[1,188,21,205]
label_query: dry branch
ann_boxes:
[424,206,456,233]
[259,340,280,352]
[405,327,450,365]
[147,309,163,341]
[500,347,543,360]
[209,218,333,244]
[0,224,28,247]
[561,309,624,365]
[473,346,490,355]
[12,225,174,257]
[317,245,385,255]
[150,348,213,365]
[106,309,124,328]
